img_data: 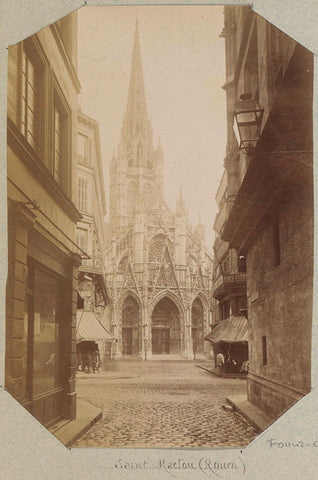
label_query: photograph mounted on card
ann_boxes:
[4,1,315,457]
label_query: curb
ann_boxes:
[51,399,103,447]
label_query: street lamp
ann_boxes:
[233,93,264,156]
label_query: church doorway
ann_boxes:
[121,296,141,355]
[151,297,180,355]
[191,298,205,355]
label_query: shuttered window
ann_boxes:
[78,176,88,212]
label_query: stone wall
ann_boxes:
[247,185,313,417]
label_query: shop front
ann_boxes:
[205,316,248,377]
[76,309,116,372]
[6,201,81,427]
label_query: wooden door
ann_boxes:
[122,327,132,355]
[152,328,170,354]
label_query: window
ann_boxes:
[273,220,281,266]
[33,267,63,395]
[53,107,62,184]
[78,176,88,212]
[221,257,230,275]
[24,260,65,400]
[238,255,246,273]
[76,228,88,252]
[21,46,39,151]
[262,336,267,365]
[78,133,90,165]
[53,83,70,191]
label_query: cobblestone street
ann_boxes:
[73,360,258,448]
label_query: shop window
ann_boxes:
[262,336,267,365]
[273,220,281,266]
[24,260,65,403]
[78,133,90,165]
[78,176,89,212]
[33,267,63,395]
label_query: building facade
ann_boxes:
[76,111,113,365]
[105,23,213,359]
[220,7,313,419]
[207,167,248,373]
[6,14,82,427]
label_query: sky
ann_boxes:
[77,5,227,248]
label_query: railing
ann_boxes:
[213,272,246,292]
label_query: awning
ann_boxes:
[76,310,116,343]
[205,316,248,344]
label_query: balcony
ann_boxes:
[80,255,104,275]
[212,272,246,300]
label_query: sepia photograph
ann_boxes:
[5,3,314,452]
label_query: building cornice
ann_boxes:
[48,25,81,94]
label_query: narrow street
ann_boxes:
[73,360,257,448]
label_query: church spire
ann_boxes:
[119,20,154,171]
[125,20,148,125]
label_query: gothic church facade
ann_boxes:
[105,22,213,359]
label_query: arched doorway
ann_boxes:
[191,298,204,355]
[151,297,180,354]
[121,296,141,355]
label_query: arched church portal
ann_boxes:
[191,298,205,354]
[151,297,180,355]
[121,296,141,355]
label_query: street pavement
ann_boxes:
[72,359,258,448]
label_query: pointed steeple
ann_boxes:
[125,20,148,128]
[110,21,166,231]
